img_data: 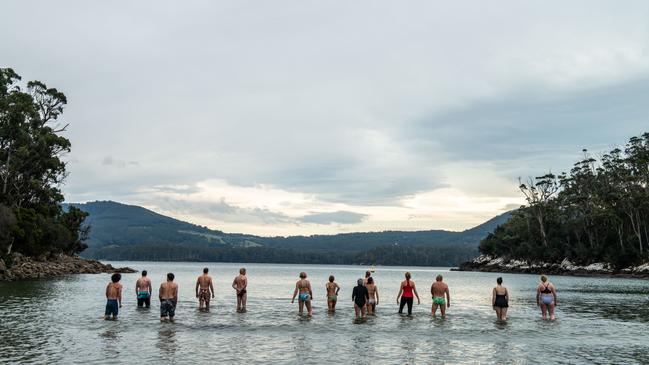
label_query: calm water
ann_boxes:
[1,262,649,364]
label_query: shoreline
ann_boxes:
[0,253,136,281]
[453,255,649,279]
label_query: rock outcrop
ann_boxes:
[0,252,136,281]
[455,255,649,278]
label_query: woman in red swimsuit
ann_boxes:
[396,272,420,315]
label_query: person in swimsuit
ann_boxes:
[352,278,369,319]
[195,267,214,310]
[363,270,372,286]
[492,277,509,321]
[160,272,178,321]
[291,272,313,316]
[366,277,379,315]
[396,272,420,316]
[135,270,152,308]
[232,268,248,313]
[104,273,122,320]
[326,275,340,313]
[431,274,450,317]
[537,275,557,320]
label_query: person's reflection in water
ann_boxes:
[292,333,313,364]
[351,330,373,363]
[157,327,178,357]
[100,328,121,360]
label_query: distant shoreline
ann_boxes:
[454,255,649,279]
[0,253,136,282]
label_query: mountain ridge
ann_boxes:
[66,200,512,265]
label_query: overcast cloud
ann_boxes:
[2,1,649,235]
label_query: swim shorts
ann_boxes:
[199,289,210,304]
[105,299,119,316]
[298,293,311,302]
[433,296,446,305]
[160,299,176,318]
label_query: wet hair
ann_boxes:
[497,277,503,285]
[329,275,334,282]
[405,272,411,279]
[436,275,443,281]
[367,277,374,284]
[142,270,147,276]
[203,267,209,274]
[357,278,364,286]
[365,271,371,277]
[541,275,547,282]
[240,268,246,274]
[111,273,121,283]
[167,273,175,281]
[299,272,307,279]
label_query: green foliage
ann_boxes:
[481,132,649,268]
[0,68,87,257]
[83,243,478,266]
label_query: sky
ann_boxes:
[2,1,649,236]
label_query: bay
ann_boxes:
[1,262,649,364]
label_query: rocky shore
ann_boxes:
[455,255,649,279]
[0,252,136,281]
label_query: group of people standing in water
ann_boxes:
[104,268,558,322]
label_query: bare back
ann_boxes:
[494,285,507,296]
[136,277,151,292]
[160,282,178,300]
[326,282,339,296]
[106,283,122,300]
[233,275,247,290]
[197,275,212,290]
[432,281,448,297]
[297,279,311,293]
[366,283,377,298]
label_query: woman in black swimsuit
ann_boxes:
[492,277,509,321]
[352,278,369,319]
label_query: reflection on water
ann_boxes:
[157,327,178,357]
[1,262,649,364]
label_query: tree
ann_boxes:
[0,68,87,257]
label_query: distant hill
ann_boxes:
[67,201,512,266]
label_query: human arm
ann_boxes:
[536,286,540,306]
[335,283,340,295]
[291,282,298,303]
[445,286,450,308]
[397,283,403,304]
[308,281,313,300]
[159,284,162,301]
[492,288,496,307]
[413,282,420,305]
[135,280,139,296]
[118,284,122,307]
[209,278,214,298]
[376,287,379,306]
[173,284,178,305]
[147,280,152,295]
[195,279,200,298]
[106,284,110,299]
[552,285,557,306]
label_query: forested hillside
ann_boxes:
[72,201,511,266]
[480,132,649,268]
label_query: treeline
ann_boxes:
[0,68,88,259]
[481,132,649,268]
[84,244,478,266]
